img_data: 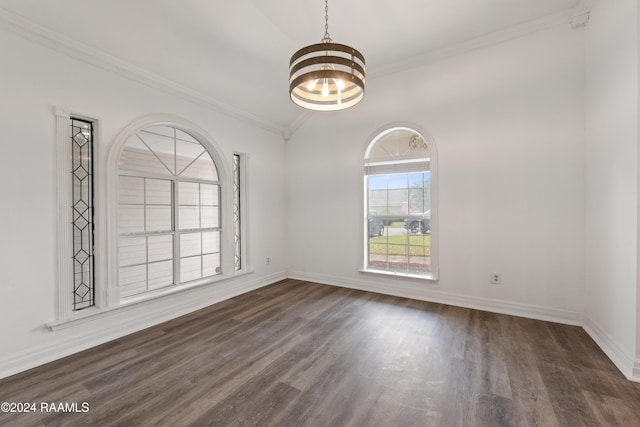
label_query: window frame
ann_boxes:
[232,152,249,273]
[117,128,223,299]
[54,107,103,321]
[361,124,439,281]
[106,115,234,307]
[50,112,250,329]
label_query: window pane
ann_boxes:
[180,256,201,282]
[366,129,430,160]
[202,231,219,254]
[179,182,200,205]
[200,184,218,206]
[119,237,146,267]
[203,253,220,277]
[148,261,173,290]
[201,206,218,228]
[180,233,202,258]
[408,188,427,214]
[176,139,206,176]
[119,176,144,204]
[120,265,147,297]
[146,179,171,205]
[176,129,199,144]
[138,130,176,175]
[119,205,145,234]
[387,174,408,189]
[146,206,172,232]
[368,175,387,190]
[148,235,173,262]
[180,152,218,181]
[120,137,172,176]
[179,206,199,230]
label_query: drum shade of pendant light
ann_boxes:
[289,0,366,111]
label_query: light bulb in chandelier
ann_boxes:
[322,80,329,97]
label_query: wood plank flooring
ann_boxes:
[1,279,639,426]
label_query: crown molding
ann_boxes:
[0,7,284,136]
[368,0,595,80]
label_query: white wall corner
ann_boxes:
[570,12,590,30]
[583,316,638,380]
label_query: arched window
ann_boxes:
[117,124,222,298]
[363,126,438,279]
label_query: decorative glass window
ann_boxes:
[71,118,95,310]
[233,154,242,271]
[364,127,437,278]
[117,125,220,298]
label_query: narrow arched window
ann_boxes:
[117,125,221,297]
[364,126,438,279]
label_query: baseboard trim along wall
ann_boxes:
[289,270,639,383]
[3,271,638,384]
[583,317,640,383]
[0,271,287,380]
[633,360,640,382]
[288,271,584,326]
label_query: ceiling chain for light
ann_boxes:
[323,0,331,42]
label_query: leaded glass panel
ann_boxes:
[71,118,94,310]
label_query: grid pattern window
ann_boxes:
[71,118,95,310]
[233,154,241,271]
[364,128,432,276]
[118,125,220,298]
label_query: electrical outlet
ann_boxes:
[490,273,502,285]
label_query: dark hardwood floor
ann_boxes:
[1,279,640,426]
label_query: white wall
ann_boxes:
[288,25,587,323]
[584,0,639,379]
[0,30,288,378]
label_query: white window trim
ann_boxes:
[49,112,252,329]
[360,123,440,281]
[106,114,233,307]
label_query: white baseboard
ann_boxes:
[4,270,638,385]
[583,317,639,382]
[633,360,640,382]
[0,272,286,380]
[291,271,640,382]
[288,270,584,326]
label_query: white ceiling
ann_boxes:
[0,0,592,135]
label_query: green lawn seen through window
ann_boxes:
[369,234,431,256]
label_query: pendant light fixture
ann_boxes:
[289,0,366,111]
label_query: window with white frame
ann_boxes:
[117,125,221,298]
[363,127,437,279]
[233,153,242,271]
[71,118,96,309]
[54,107,100,321]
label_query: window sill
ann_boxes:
[359,268,438,281]
[46,269,254,331]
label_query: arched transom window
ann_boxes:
[364,127,437,279]
[118,125,221,298]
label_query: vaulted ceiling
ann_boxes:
[0,0,592,135]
